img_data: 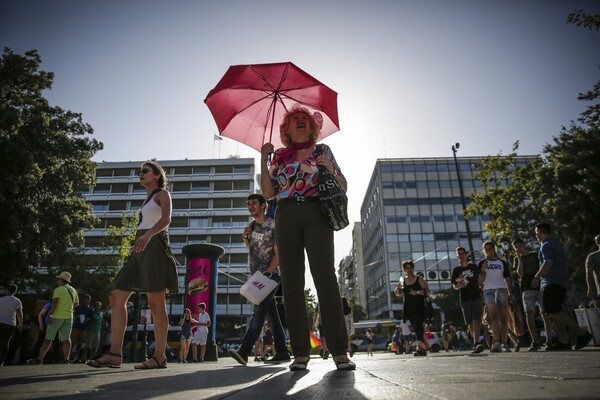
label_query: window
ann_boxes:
[190,199,209,209]
[191,182,210,192]
[93,184,111,194]
[172,199,189,210]
[188,235,207,243]
[213,199,231,209]
[214,181,232,191]
[215,165,233,174]
[109,201,127,211]
[130,200,143,209]
[172,182,190,192]
[113,168,130,177]
[85,237,105,247]
[211,235,230,245]
[170,217,188,228]
[232,198,246,208]
[233,180,250,190]
[96,169,112,177]
[193,166,211,175]
[174,167,193,175]
[234,166,251,174]
[92,202,109,212]
[212,217,231,227]
[105,218,122,228]
[232,216,249,227]
[111,183,129,193]
[409,216,430,223]
[229,254,249,264]
[190,218,209,228]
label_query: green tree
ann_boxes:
[465,142,544,246]
[61,213,138,304]
[0,48,103,285]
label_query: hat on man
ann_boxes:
[56,271,72,283]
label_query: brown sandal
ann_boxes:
[134,356,167,370]
[86,351,122,368]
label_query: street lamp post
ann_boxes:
[452,143,476,262]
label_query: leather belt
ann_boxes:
[277,196,320,205]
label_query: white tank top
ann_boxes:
[136,196,169,231]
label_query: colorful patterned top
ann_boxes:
[268,144,344,199]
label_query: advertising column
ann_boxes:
[182,243,225,361]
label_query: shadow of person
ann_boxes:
[33,366,286,400]
[202,367,368,400]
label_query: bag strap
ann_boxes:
[314,143,325,157]
[138,188,162,226]
[63,285,76,305]
[143,188,162,207]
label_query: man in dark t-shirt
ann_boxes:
[512,238,552,351]
[451,247,484,354]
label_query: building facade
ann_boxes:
[359,156,534,320]
[81,158,255,344]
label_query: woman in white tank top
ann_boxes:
[87,161,178,370]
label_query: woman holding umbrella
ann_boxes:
[260,106,355,371]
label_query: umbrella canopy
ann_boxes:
[204,62,339,152]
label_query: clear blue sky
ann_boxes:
[2,0,599,291]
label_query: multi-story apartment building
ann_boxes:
[359,156,535,320]
[82,158,255,343]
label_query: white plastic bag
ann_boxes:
[240,271,278,305]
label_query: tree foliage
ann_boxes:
[0,48,103,286]
[465,142,544,246]
[60,213,138,304]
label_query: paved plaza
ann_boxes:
[1,348,599,400]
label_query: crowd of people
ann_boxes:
[1,107,597,372]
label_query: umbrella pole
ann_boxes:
[267,94,279,163]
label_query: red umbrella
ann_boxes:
[204,62,340,152]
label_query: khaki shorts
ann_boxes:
[45,318,73,342]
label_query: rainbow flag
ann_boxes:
[310,332,322,348]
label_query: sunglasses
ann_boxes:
[138,168,152,175]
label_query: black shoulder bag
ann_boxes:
[314,145,349,231]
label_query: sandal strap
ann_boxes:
[106,351,123,358]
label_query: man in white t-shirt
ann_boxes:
[0,284,23,366]
[191,303,210,362]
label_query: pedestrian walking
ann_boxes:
[229,193,290,366]
[0,284,23,366]
[451,247,485,354]
[396,260,429,356]
[86,160,179,369]
[533,222,592,350]
[28,271,79,364]
[478,241,514,353]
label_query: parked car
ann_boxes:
[351,337,391,353]
[387,331,442,353]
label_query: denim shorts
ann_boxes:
[483,288,509,307]
[522,289,544,313]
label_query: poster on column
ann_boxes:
[186,257,211,319]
